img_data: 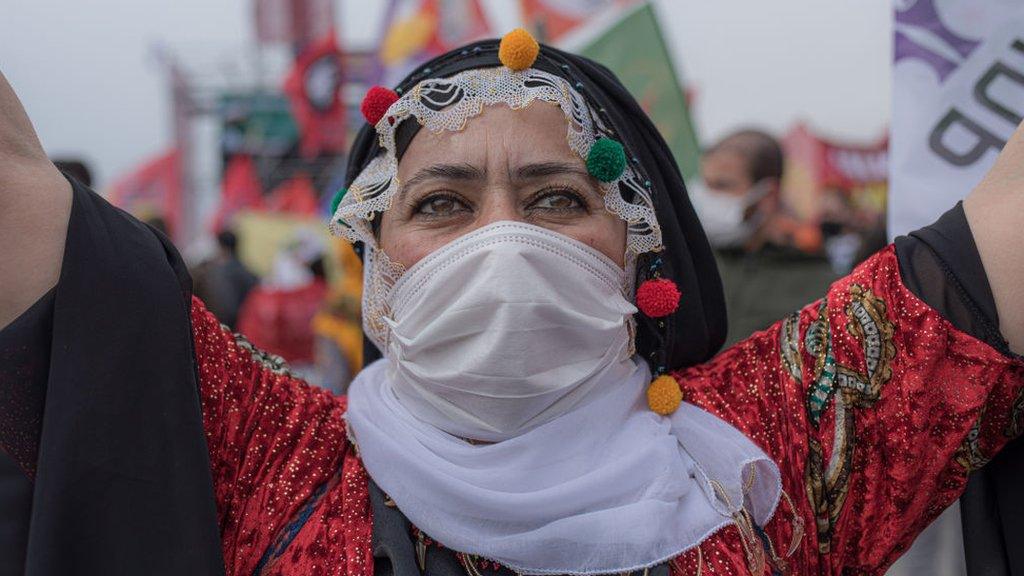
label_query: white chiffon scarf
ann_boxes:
[346,358,781,575]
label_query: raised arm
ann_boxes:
[0,71,71,328]
[965,121,1024,353]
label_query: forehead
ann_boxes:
[398,102,578,175]
[701,149,752,181]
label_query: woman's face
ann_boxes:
[379,102,627,268]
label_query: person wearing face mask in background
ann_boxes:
[691,129,838,346]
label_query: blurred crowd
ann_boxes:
[57,157,365,396]
[190,226,363,395]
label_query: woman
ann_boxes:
[1,30,1022,576]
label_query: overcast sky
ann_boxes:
[0,0,892,189]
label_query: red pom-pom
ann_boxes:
[361,86,399,125]
[636,278,681,318]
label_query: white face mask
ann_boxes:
[689,180,772,249]
[382,221,638,442]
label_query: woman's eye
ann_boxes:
[416,195,468,216]
[531,191,583,211]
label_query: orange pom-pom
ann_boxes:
[499,28,540,71]
[636,278,681,318]
[361,86,399,125]
[647,375,683,415]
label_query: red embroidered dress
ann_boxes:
[191,246,1024,576]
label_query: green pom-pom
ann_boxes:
[330,187,348,214]
[586,138,626,182]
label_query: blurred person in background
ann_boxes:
[51,158,91,188]
[311,241,365,395]
[818,188,889,276]
[185,235,221,315]
[817,189,863,275]
[311,291,362,394]
[142,215,170,239]
[691,129,838,346]
[237,230,329,386]
[205,228,259,330]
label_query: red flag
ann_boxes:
[782,124,889,201]
[212,155,265,232]
[781,123,889,236]
[267,174,320,216]
[284,31,347,158]
[255,0,335,47]
[109,149,182,238]
[255,0,291,44]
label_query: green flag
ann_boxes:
[568,2,700,180]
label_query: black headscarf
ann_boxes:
[348,39,727,372]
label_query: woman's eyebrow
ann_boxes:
[398,163,485,204]
[403,163,485,190]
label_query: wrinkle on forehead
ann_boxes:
[398,102,583,183]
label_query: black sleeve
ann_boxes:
[894,202,1013,357]
[0,287,54,575]
[895,203,1024,576]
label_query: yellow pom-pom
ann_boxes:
[647,375,683,415]
[499,28,540,71]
